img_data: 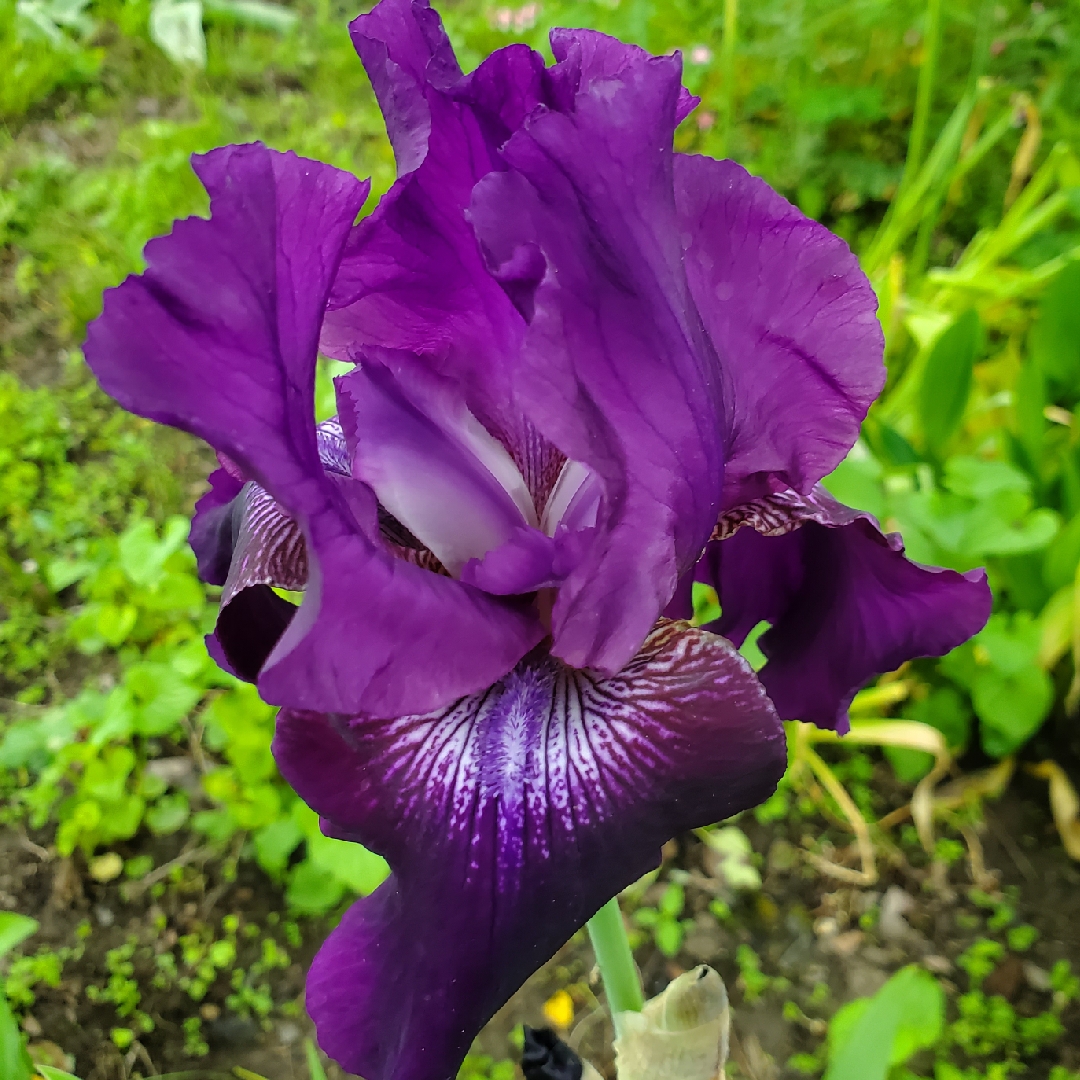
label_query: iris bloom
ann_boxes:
[85,1,991,1076]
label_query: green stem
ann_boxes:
[718,0,739,159]
[903,0,943,184]
[587,896,644,1037]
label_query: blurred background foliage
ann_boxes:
[3,0,1080,1073]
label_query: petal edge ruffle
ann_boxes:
[699,487,993,731]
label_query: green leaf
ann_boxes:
[35,1067,83,1080]
[1045,512,1080,592]
[823,443,885,520]
[286,861,346,916]
[203,0,297,31]
[906,685,972,750]
[304,1039,329,1080]
[0,991,33,1080]
[94,602,138,648]
[1014,358,1047,467]
[654,918,684,958]
[254,818,304,877]
[127,662,202,737]
[919,310,980,454]
[826,966,943,1080]
[944,457,1030,501]
[146,792,191,836]
[0,912,38,958]
[307,832,389,896]
[973,665,1053,757]
[1031,260,1080,385]
[884,745,935,784]
[148,0,206,68]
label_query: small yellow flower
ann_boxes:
[541,989,574,1030]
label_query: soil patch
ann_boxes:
[6,765,1080,1079]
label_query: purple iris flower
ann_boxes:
[84,1,991,1076]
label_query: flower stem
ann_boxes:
[586,896,643,1038]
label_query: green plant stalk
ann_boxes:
[587,896,644,1037]
[718,0,738,159]
[864,0,948,274]
[905,0,943,182]
[864,89,974,275]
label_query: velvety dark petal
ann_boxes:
[85,141,542,718]
[522,1028,583,1080]
[216,585,298,683]
[273,621,784,1080]
[674,154,884,507]
[189,466,244,587]
[700,488,992,731]
[470,32,724,676]
[202,482,305,679]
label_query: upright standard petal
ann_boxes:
[84,142,543,719]
[324,2,549,420]
[675,155,884,508]
[471,32,724,676]
[698,488,993,731]
[273,621,785,1080]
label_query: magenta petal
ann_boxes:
[273,622,784,1080]
[701,488,993,730]
[85,142,542,718]
[675,155,885,507]
[470,34,724,676]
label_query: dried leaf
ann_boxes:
[1027,761,1080,860]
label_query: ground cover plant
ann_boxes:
[3,0,1080,1077]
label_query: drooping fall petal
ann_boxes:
[273,621,784,1080]
[698,488,992,730]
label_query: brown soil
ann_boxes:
[7,763,1080,1080]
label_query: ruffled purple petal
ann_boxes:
[85,142,366,501]
[85,141,543,718]
[674,155,884,508]
[699,488,992,731]
[273,621,785,1080]
[327,5,579,511]
[470,32,724,676]
[324,4,542,408]
[347,0,461,174]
